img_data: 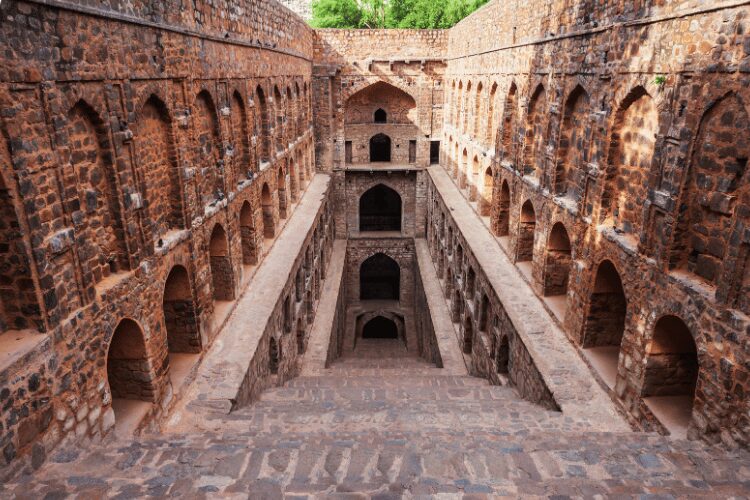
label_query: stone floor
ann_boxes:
[3,343,749,498]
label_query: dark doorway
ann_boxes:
[370,134,391,162]
[360,253,400,300]
[430,141,440,165]
[363,316,398,339]
[359,184,401,231]
[374,108,387,123]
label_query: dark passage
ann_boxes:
[370,133,391,162]
[359,184,402,232]
[360,253,400,300]
[363,316,398,339]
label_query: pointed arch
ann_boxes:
[543,222,572,296]
[480,166,494,216]
[523,84,547,178]
[495,179,511,237]
[359,184,401,232]
[239,201,258,265]
[501,83,518,160]
[360,253,400,300]
[209,224,235,301]
[231,90,251,181]
[670,92,749,286]
[517,200,536,262]
[555,85,590,197]
[603,86,658,235]
[136,95,184,239]
[68,100,130,280]
[194,90,223,201]
[261,182,275,239]
[256,85,271,163]
[163,265,201,353]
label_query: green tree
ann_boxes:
[310,0,362,28]
[311,0,489,29]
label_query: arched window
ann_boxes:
[256,86,271,163]
[370,133,391,162]
[359,184,401,232]
[363,316,398,339]
[360,253,400,300]
[374,108,387,123]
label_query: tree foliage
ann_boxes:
[310,0,490,29]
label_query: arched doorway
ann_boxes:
[642,316,699,438]
[517,200,536,262]
[362,316,399,339]
[495,180,511,237]
[480,167,493,216]
[462,315,473,354]
[269,336,280,375]
[239,201,258,266]
[359,184,401,232]
[370,133,392,162]
[277,166,288,219]
[543,223,572,297]
[582,260,627,389]
[209,224,235,301]
[360,253,400,300]
[163,265,200,354]
[296,318,306,354]
[470,155,480,201]
[496,335,509,374]
[261,182,275,239]
[107,319,156,434]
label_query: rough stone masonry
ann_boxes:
[0,0,748,489]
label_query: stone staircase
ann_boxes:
[3,342,749,497]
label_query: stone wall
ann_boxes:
[312,30,448,170]
[232,197,335,408]
[0,0,317,478]
[425,186,560,411]
[442,0,750,447]
[279,0,312,21]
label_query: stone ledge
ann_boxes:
[428,166,629,431]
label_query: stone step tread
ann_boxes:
[258,387,521,402]
[284,375,489,386]
[286,368,490,387]
[10,429,746,499]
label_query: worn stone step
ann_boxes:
[259,385,517,403]
[283,375,489,389]
[8,429,747,498]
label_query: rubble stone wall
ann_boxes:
[0,0,316,478]
[442,0,750,447]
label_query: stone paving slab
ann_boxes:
[4,428,748,498]
[5,348,749,497]
[429,167,629,432]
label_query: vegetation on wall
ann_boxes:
[310,0,490,29]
